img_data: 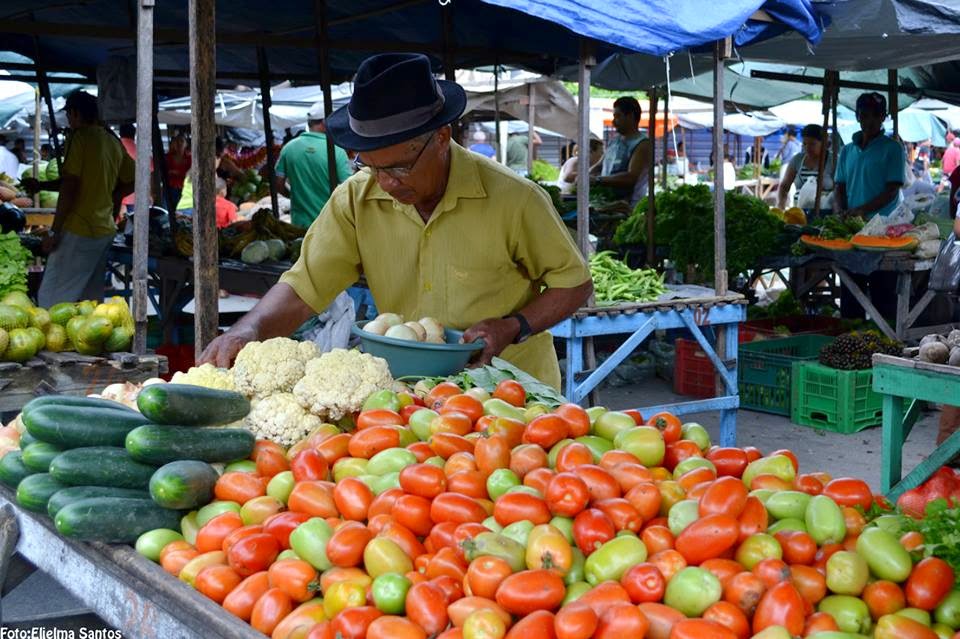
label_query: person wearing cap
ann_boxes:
[777,124,834,211]
[468,130,496,159]
[22,91,135,307]
[273,102,352,228]
[198,53,592,388]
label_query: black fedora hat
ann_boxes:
[326,53,466,152]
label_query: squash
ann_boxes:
[800,235,853,251]
[784,207,807,225]
[0,185,16,202]
[850,234,918,252]
[11,197,33,209]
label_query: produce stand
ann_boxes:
[873,353,960,500]
[0,487,263,639]
[551,290,746,446]
[0,351,167,414]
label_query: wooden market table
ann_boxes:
[550,290,747,446]
[0,487,263,639]
[873,353,960,500]
[0,351,167,414]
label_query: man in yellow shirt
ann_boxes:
[200,53,592,387]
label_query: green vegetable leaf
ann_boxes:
[0,231,31,299]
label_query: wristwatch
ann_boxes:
[505,313,533,344]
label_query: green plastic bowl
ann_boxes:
[352,321,484,378]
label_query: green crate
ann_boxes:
[738,335,835,416]
[790,361,883,433]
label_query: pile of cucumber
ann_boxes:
[0,384,254,544]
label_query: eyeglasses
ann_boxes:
[353,134,434,179]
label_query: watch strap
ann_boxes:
[506,313,533,344]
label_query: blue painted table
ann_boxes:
[551,295,747,446]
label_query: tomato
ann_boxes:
[574,581,630,617]
[475,436,511,476]
[463,607,507,639]
[523,467,555,496]
[825,549,868,596]
[432,492,488,524]
[255,445,290,479]
[540,472,588,519]
[323,579,366,618]
[670,618,737,639]
[572,508,616,555]
[705,447,749,478]
[646,411,682,444]
[370,615,430,639]
[752,581,806,635]
[790,564,826,607]
[196,511,244,554]
[625,482,662,523]
[392,495,435,539]
[425,547,468,582]
[431,433,476,459]
[822,477,873,510]
[226,533,279,578]
[522,414,569,450]
[407,441,435,463]
[427,382,463,409]
[240,495,283,526]
[701,601,750,638]
[875,613,939,639]
[620,563,665,603]
[288,480,338,518]
[584,535,648,584]
[594,601,649,639]
[492,380,525,407]
[555,404,591,438]
[699,476,749,518]
[753,558,791,589]
[901,530,924,552]
[736,496,769,543]
[262,512,310,550]
[864,580,906,619]
[594,498,642,533]
[364,537,414,578]
[495,569,565,615]
[647,549,686,583]
[379,520,427,559]
[467,556,513,600]
[503,609,555,639]
[640,525,674,555]
[267,558,319,603]
[432,411,474,438]
[722,571,765,616]
[250,587,294,635]
[494,492,551,526]
[195,564,242,603]
[442,395,484,423]
[772,530,815,566]
[525,524,573,573]
[223,571,271,620]
[330,606,383,639]
[399,463,447,498]
[289,518,334,572]
[404,581,449,635]
[368,487,404,519]
[554,443,594,473]
[448,597,512,628]
[675,514,739,565]
[288,449,328,483]
[803,611,839,635]
[215,472,267,504]
[553,600,597,639]
[906,557,955,611]
[348,425,401,459]
[325,521,372,568]
[445,451,479,477]
[510,444,548,478]
[638,602,685,639]
[449,470,489,499]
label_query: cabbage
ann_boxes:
[265,239,286,261]
[241,240,269,264]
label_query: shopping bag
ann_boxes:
[929,233,960,292]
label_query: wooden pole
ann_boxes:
[527,83,536,176]
[713,39,729,295]
[814,71,835,218]
[661,87,669,190]
[576,40,594,260]
[32,89,40,208]
[132,0,154,355]
[313,0,338,194]
[32,38,63,175]
[493,62,502,163]
[646,87,658,266]
[256,46,280,217]
[754,137,761,197]
[888,69,899,138]
[189,0,219,358]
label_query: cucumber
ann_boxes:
[19,431,39,448]
[55,497,181,543]
[49,447,157,489]
[23,395,137,416]
[149,461,219,509]
[136,384,250,426]
[0,452,35,488]
[16,473,69,512]
[126,425,255,465]
[21,441,63,473]
[23,405,151,448]
[47,486,150,519]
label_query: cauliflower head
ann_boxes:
[172,363,237,391]
[232,337,319,398]
[244,392,323,446]
[293,348,394,421]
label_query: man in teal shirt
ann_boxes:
[274,101,352,228]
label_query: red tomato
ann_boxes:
[822,477,873,510]
[736,496,769,543]
[325,521,373,568]
[706,447,749,478]
[427,382,464,410]
[623,409,645,425]
[430,433,475,459]
[699,477,749,518]
[572,508,616,555]
[475,436,512,476]
[576,581,631,617]
[331,606,383,639]
[447,597,512,627]
[555,404,591,438]
[640,526,674,554]
[524,467,556,496]
[905,556,955,610]
[405,581,450,635]
[553,600,597,639]
[593,498,642,533]
[803,611,840,635]
[723,571,766,616]
[577,465,621,503]
[621,563,665,603]
[649,549,687,583]
[348,425,401,459]
[554,443,594,473]
[195,511,244,554]
[290,449,329,482]
[751,581,805,636]
[214,472,267,504]
[401,405,425,424]
[262,511,310,549]
[594,602,649,639]
[794,473,825,496]
[753,558,791,588]
[493,380,526,407]
[287,480,338,518]
[669,618,737,639]
[448,470,489,499]
[315,433,352,465]
[863,580,906,620]
[467,556,514,600]
[195,564,242,604]
[495,569,565,615]
[663,440,703,471]
[267,558,319,603]
[332,476,374,521]
[425,546,468,582]
[250,587,293,635]
[368,487,404,519]
[702,601,750,639]
[504,609,555,639]
[638,602,685,639]
[392,494,435,537]
[775,530,817,566]
[357,408,403,430]
[768,449,799,474]
[399,463,448,499]
[675,514,739,565]
[255,446,290,478]
[222,571,271,621]
[646,412,682,444]
[607,463,652,493]
[625,482,662,523]
[221,524,265,554]
[494,492,551,526]
[440,394,485,424]
[431,492,488,524]
[379,520,427,559]
[523,414,570,449]
[874,613,940,639]
[367,615,427,639]
[227,533,280,577]
[510,444,548,478]
[789,564,826,607]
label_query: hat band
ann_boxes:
[348,91,446,139]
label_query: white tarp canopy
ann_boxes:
[677,111,786,137]
[463,78,584,140]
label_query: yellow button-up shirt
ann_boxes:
[280,142,590,389]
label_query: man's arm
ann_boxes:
[198,282,314,367]
[848,183,901,217]
[463,280,593,366]
[595,139,652,190]
[273,174,290,198]
[834,182,847,212]
[777,164,798,210]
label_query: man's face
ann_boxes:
[358,126,451,206]
[857,109,886,137]
[65,109,80,129]
[612,107,637,135]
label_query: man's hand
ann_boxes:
[462,317,520,367]
[41,234,61,255]
[20,178,41,195]
[198,325,258,368]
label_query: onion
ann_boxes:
[364,319,389,336]
[376,313,403,328]
[385,324,419,341]
[419,317,445,344]
[404,321,427,342]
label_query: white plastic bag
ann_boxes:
[796,178,819,209]
[860,201,915,236]
[301,291,356,353]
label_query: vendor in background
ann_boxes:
[218,141,245,181]
[40,144,52,161]
[12,139,27,164]
[775,127,802,165]
[199,53,592,388]
[165,133,191,207]
[119,123,152,214]
[215,177,239,229]
[0,136,19,178]
[23,91,134,307]
[592,96,653,208]
[557,139,604,195]
[834,92,906,320]
[272,101,352,228]
[176,137,231,216]
[506,130,542,174]
[468,130,496,159]
[776,124,834,212]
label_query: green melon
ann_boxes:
[28,307,51,331]
[0,305,30,331]
[25,327,45,351]
[5,328,38,362]
[49,303,78,326]
[38,191,58,209]
[103,327,132,353]
[45,160,59,182]
[44,324,67,352]
[1,292,33,310]
[66,315,86,344]
[77,317,113,345]
[0,328,8,359]
[76,301,96,316]
[74,338,101,356]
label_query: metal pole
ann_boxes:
[32,89,40,207]
[661,87,669,190]
[256,46,280,217]
[527,83,536,176]
[888,69,899,138]
[814,71,834,219]
[646,87,658,265]
[493,62,502,163]
[713,40,728,294]
[132,0,154,355]
[313,0,338,195]
[189,0,219,357]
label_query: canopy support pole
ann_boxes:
[577,40,600,406]
[888,69,899,138]
[133,0,155,355]
[646,87,658,266]
[151,91,175,215]
[814,70,837,219]
[713,38,731,400]
[189,0,219,358]
[32,37,63,175]
[313,0,338,195]
[256,47,280,217]
[441,4,460,143]
[32,89,40,207]
[661,87,669,190]
[754,137,761,198]
[527,83,536,176]
[493,61,502,163]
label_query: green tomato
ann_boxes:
[574,436,614,462]
[196,500,241,527]
[224,459,257,473]
[664,567,722,617]
[501,520,535,547]
[550,516,574,544]
[613,427,665,468]
[680,422,711,450]
[135,528,184,562]
[897,608,932,626]
[934,590,960,628]
[805,633,869,639]
[333,457,368,482]
[767,518,807,535]
[505,485,542,498]
[363,390,401,412]
[486,469,520,500]
[289,517,334,571]
[594,411,637,442]
[363,537,413,579]
[805,495,846,545]
[564,548,585,586]
[672,456,716,479]
[324,580,367,619]
[276,549,300,561]
[765,491,813,521]
[826,551,869,596]
[818,595,871,634]
[180,511,200,546]
[585,406,606,427]
[462,532,525,572]
[743,455,797,487]
[424,456,445,468]
[465,387,490,402]
[372,572,411,614]
[667,499,701,537]
[409,409,439,441]
[482,398,526,421]
[397,427,417,447]
[364,472,400,496]
[547,439,574,469]
[856,527,912,583]
[750,628,793,639]
[266,470,295,504]
[735,533,783,570]
[482,516,503,533]
[562,581,591,605]
[933,623,955,638]
[750,489,775,504]
[240,495,284,525]
[584,535,648,585]
[367,448,417,476]
[524,403,550,423]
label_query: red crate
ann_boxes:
[673,338,716,398]
[739,315,845,343]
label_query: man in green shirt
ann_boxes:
[273,102,352,228]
